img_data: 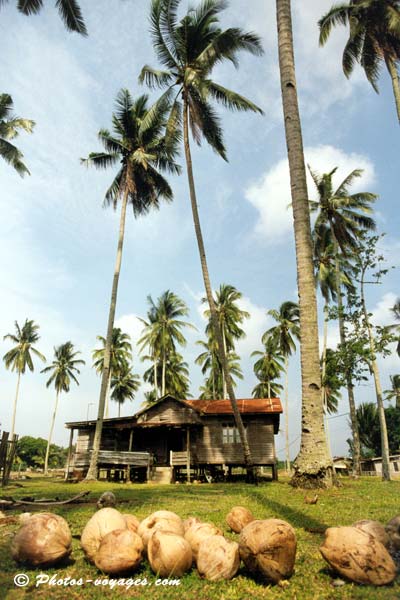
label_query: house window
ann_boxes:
[222,424,242,444]
[394,462,399,472]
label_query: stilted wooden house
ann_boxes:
[65,395,282,483]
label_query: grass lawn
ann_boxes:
[1,477,399,600]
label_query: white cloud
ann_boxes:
[115,313,144,348]
[236,297,272,359]
[245,145,376,243]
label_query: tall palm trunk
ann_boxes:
[360,270,391,481]
[385,56,400,124]
[104,376,111,419]
[321,302,332,460]
[182,94,255,478]
[331,235,361,475]
[85,187,129,481]
[284,355,291,473]
[154,357,158,399]
[222,328,227,398]
[162,348,166,396]
[10,372,21,441]
[44,391,59,475]
[276,0,333,488]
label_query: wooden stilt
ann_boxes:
[64,429,74,481]
[186,428,191,483]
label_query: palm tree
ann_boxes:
[138,291,194,398]
[310,166,376,475]
[276,0,333,487]
[0,93,34,177]
[389,299,400,356]
[110,361,140,417]
[1,0,87,35]
[3,319,46,440]
[140,0,263,478]
[203,284,250,398]
[81,90,180,480]
[385,374,400,409]
[196,339,243,399]
[318,0,400,122]
[252,378,283,399]
[265,301,299,472]
[251,336,285,398]
[40,342,85,474]
[143,351,190,399]
[92,328,133,418]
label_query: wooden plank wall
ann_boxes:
[193,418,276,465]
[137,399,201,426]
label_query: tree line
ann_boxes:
[1,0,400,486]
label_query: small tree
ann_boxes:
[41,342,85,474]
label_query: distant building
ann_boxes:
[360,454,400,477]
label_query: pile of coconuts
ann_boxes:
[10,505,400,587]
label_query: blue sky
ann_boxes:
[0,0,399,460]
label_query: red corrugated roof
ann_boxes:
[184,398,282,415]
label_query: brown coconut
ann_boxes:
[148,530,192,577]
[138,510,184,552]
[239,519,297,583]
[352,519,390,547]
[81,507,127,563]
[123,514,140,534]
[197,535,240,581]
[183,516,202,533]
[320,526,396,586]
[226,506,254,533]
[11,512,72,567]
[94,528,143,575]
[184,522,223,561]
[386,515,400,550]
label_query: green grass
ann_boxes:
[1,477,399,599]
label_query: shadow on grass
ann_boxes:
[251,490,329,532]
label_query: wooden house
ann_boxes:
[65,395,282,483]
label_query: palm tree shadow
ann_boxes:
[252,490,329,532]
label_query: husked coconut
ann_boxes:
[18,513,32,525]
[81,507,127,563]
[184,522,223,561]
[352,520,390,547]
[123,514,140,534]
[197,535,240,581]
[138,510,184,552]
[239,519,297,583]
[386,515,400,550]
[96,491,116,509]
[148,530,192,577]
[94,528,143,575]
[226,506,254,533]
[183,516,202,533]
[320,526,396,585]
[11,512,72,567]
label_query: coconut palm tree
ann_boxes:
[203,284,250,398]
[310,166,376,475]
[40,341,85,474]
[143,351,190,399]
[0,93,34,177]
[138,291,194,398]
[196,338,243,399]
[110,361,140,417]
[251,336,285,398]
[276,0,333,487]
[92,328,133,418]
[252,378,283,399]
[385,374,400,408]
[140,0,263,477]
[318,0,400,122]
[389,299,400,356]
[81,90,180,480]
[3,319,46,440]
[264,301,299,472]
[0,0,87,35]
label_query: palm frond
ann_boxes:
[139,65,175,89]
[188,90,227,160]
[342,28,364,77]
[55,0,87,35]
[0,138,30,176]
[318,4,351,46]
[360,30,382,92]
[81,152,119,170]
[150,0,180,70]
[206,81,263,113]
[17,0,43,15]
[197,27,263,71]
